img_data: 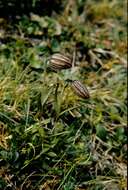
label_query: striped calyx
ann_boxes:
[71,80,90,99]
[49,53,72,71]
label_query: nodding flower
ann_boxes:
[49,53,72,71]
[71,80,90,99]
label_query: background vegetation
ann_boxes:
[0,0,127,189]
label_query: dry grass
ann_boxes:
[0,0,127,189]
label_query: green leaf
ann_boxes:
[96,124,107,141]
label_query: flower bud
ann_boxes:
[71,80,90,99]
[49,53,72,71]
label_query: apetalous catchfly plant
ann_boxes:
[49,53,72,71]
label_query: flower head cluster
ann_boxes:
[48,53,90,99]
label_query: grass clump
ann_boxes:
[0,0,127,189]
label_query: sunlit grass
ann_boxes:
[0,0,127,189]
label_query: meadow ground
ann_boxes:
[0,0,127,189]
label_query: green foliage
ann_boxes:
[0,0,127,189]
